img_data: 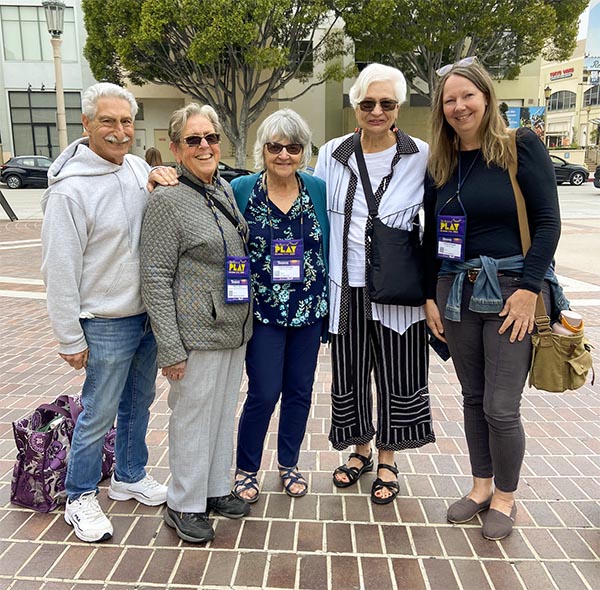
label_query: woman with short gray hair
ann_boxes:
[230,109,329,502]
[140,102,252,543]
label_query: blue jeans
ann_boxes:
[236,319,322,472]
[66,313,158,500]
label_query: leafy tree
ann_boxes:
[341,0,589,102]
[82,0,354,166]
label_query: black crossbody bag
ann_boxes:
[353,132,426,306]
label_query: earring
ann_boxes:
[176,162,182,175]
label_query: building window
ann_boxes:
[10,91,81,158]
[1,5,77,62]
[547,90,576,112]
[583,85,600,107]
[289,41,313,76]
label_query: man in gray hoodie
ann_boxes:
[41,82,168,543]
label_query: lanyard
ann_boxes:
[263,172,304,243]
[179,175,248,258]
[438,149,480,216]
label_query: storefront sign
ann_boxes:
[549,67,574,81]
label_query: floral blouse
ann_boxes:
[244,174,327,327]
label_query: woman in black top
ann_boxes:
[423,59,561,540]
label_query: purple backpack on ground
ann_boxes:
[10,394,115,512]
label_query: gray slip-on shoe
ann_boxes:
[482,503,517,540]
[447,495,492,524]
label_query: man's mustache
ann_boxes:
[105,135,131,144]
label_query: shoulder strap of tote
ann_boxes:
[352,132,379,217]
[506,130,549,325]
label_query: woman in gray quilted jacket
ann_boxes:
[140,103,253,544]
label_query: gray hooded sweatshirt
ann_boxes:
[41,137,150,354]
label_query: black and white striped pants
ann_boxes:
[329,287,436,451]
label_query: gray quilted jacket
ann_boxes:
[140,168,252,367]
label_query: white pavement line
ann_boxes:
[558,275,600,293]
[0,289,46,299]
[0,239,41,246]
[0,276,44,285]
[566,299,600,306]
[0,243,41,250]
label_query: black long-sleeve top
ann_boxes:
[423,127,561,298]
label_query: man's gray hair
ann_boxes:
[81,82,138,120]
[253,109,312,170]
[348,63,407,108]
[168,103,221,144]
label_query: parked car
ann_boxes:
[550,155,589,186]
[218,161,252,183]
[594,165,600,189]
[0,155,53,189]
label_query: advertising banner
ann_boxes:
[506,106,546,140]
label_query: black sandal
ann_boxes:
[279,466,308,498]
[371,463,399,505]
[333,450,373,488]
[232,468,260,504]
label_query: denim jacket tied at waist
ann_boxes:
[439,255,569,322]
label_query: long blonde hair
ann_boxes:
[428,61,513,187]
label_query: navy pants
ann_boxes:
[236,319,323,472]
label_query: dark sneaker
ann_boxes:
[164,507,214,543]
[207,493,251,519]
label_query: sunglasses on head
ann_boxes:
[436,56,477,77]
[265,142,304,155]
[181,133,221,147]
[358,99,399,112]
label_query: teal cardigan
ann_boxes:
[231,171,330,341]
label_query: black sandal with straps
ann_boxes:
[333,450,374,488]
[371,463,399,505]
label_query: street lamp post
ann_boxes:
[42,0,68,153]
[544,85,552,147]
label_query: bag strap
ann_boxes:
[179,175,241,230]
[352,132,379,217]
[37,394,82,422]
[506,130,551,332]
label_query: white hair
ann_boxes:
[253,109,312,170]
[81,82,138,120]
[348,63,407,108]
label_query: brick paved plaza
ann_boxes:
[0,218,598,590]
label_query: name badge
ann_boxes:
[437,215,466,261]
[225,256,250,303]
[271,239,304,283]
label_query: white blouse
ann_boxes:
[314,131,429,335]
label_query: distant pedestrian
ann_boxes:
[145,147,163,167]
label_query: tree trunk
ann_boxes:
[234,126,248,169]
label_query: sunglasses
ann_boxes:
[265,142,304,155]
[181,133,221,147]
[358,99,399,112]
[436,56,477,77]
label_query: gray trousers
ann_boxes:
[167,346,246,512]
[437,275,550,492]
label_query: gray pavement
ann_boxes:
[0,184,598,590]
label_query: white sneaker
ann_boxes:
[108,473,167,506]
[64,491,113,543]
